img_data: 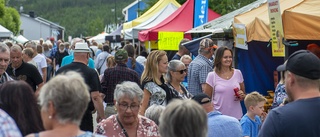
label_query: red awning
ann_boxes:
[138,0,220,42]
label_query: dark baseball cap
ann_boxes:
[192,93,211,105]
[277,50,320,80]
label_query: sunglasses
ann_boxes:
[175,69,187,74]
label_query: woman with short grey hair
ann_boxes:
[145,104,165,125]
[159,99,208,137]
[165,60,192,100]
[26,71,104,137]
[96,81,160,137]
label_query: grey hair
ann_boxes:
[180,55,192,62]
[10,45,22,52]
[159,99,208,137]
[71,38,84,47]
[114,81,143,103]
[0,42,9,53]
[145,104,165,125]
[165,60,185,83]
[39,71,90,125]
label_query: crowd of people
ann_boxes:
[0,37,319,137]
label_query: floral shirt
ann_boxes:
[95,115,159,137]
[271,83,287,108]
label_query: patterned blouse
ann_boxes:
[144,81,167,106]
[166,83,193,100]
[95,115,160,137]
[272,83,287,108]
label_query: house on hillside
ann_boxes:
[20,12,65,41]
[122,0,147,22]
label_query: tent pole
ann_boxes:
[148,41,151,53]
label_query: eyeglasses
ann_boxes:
[117,103,140,111]
[174,69,187,74]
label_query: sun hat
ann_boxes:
[73,42,91,53]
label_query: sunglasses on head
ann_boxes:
[175,69,187,74]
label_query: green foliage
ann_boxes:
[0,0,4,17]
[0,0,20,35]
[210,0,256,15]
[7,0,132,38]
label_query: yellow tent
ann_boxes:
[123,0,181,30]
[283,0,320,40]
[234,0,303,42]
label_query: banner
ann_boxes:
[158,32,184,50]
[234,23,248,50]
[267,0,285,57]
[193,0,208,28]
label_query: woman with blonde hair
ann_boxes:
[139,50,170,115]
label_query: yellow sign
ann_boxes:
[268,0,285,57]
[234,23,248,50]
[158,32,184,50]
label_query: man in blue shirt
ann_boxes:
[192,93,242,137]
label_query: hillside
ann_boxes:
[8,0,134,38]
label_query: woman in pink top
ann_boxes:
[204,46,246,120]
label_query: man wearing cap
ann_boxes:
[60,38,95,69]
[188,38,217,95]
[192,93,242,137]
[101,49,140,118]
[259,50,320,137]
[56,42,105,132]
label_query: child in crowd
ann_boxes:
[240,91,267,137]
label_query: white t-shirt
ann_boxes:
[32,54,47,76]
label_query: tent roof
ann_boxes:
[109,25,123,36]
[283,0,320,40]
[0,25,13,38]
[234,0,303,42]
[12,35,29,44]
[124,3,179,39]
[186,0,266,34]
[123,0,180,30]
[138,0,220,42]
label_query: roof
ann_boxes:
[123,0,181,30]
[20,13,65,30]
[0,25,13,37]
[234,0,303,42]
[124,3,179,39]
[138,0,220,42]
[186,0,267,33]
[283,0,320,40]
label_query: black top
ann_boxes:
[56,62,102,112]
[6,62,43,91]
[54,50,69,66]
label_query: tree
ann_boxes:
[0,0,21,35]
[0,0,4,17]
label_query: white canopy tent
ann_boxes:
[88,32,109,44]
[12,35,29,44]
[124,3,179,40]
[0,25,13,38]
[186,0,267,34]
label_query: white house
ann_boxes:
[20,12,65,41]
